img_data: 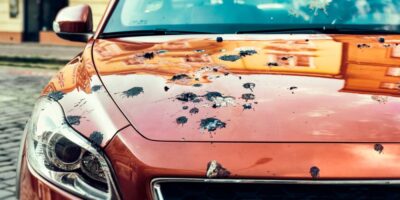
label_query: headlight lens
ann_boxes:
[26,97,117,199]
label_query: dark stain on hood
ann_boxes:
[176,92,199,102]
[90,34,400,142]
[200,117,227,133]
[122,87,144,98]
[310,166,320,179]
[66,115,81,126]
[48,91,65,101]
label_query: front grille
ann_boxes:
[154,180,400,200]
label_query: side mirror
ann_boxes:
[53,5,93,42]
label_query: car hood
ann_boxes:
[92,34,400,142]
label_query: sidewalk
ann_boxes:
[0,43,83,69]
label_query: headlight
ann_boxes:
[26,97,118,199]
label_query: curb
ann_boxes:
[0,56,68,70]
[0,56,69,65]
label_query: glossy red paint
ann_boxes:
[106,126,400,199]
[30,33,400,199]
[91,34,400,142]
[41,43,129,147]
[18,0,400,199]
[54,4,93,33]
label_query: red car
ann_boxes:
[17,0,400,199]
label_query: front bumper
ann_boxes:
[19,125,400,199]
[105,126,400,199]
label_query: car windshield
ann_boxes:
[103,0,400,35]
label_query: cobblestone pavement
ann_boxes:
[0,66,54,199]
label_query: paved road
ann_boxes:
[0,66,54,199]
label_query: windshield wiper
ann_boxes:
[237,26,400,34]
[100,29,215,38]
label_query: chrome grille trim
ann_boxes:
[153,182,164,200]
[150,178,400,200]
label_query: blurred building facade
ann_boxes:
[0,0,108,45]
